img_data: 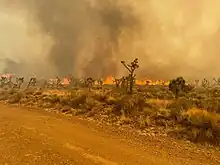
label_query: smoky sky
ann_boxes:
[1,0,220,79]
[29,0,140,78]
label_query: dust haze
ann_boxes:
[0,0,220,79]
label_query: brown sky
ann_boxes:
[0,0,220,79]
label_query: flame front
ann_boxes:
[59,76,169,86]
[103,76,169,86]
[103,76,114,85]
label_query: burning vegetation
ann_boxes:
[1,58,220,147]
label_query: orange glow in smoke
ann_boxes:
[62,78,70,85]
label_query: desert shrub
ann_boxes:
[105,96,118,105]
[92,90,108,102]
[141,86,173,99]
[3,79,220,146]
[184,108,220,128]
[49,94,60,103]
[142,107,155,116]
[0,90,10,101]
[138,115,151,129]
[59,95,70,105]
[23,88,35,95]
[198,98,220,112]
[84,97,101,110]
[113,94,145,116]
[43,94,60,104]
[142,105,172,127]
[69,91,87,108]
[181,108,220,144]
[8,88,18,95]
[190,96,220,113]
[7,92,23,104]
[155,108,171,119]
[167,97,194,118]
[113,95,134,116]
[146,99,172,110]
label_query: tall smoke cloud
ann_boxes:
[1,0,220,79]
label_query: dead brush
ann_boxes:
[183,108,220,128]
[179,108,220,144]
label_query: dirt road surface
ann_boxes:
[0,104,219,165]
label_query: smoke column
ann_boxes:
[1,0,220,79]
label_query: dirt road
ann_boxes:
[0,104,219,165]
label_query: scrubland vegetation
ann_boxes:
[1,83,220,146]
[1,59,220,147]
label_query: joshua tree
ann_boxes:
[195,79,199,87]
[86,77,94,91]
[97,78,103,88]
[66,74,74,86]
[0,76,13,88]
[56,76,62,88]
[13,77,24,89]
[201,78,209,89]
[66,74,79,87]
[169,77,189,98]
[217,77,220,85]
[0,76,7,87]
[27,77,36,88]
[120,76,126,88]
[212,77,220,86]
[121,58,139,94]
[113,78,121,88]
[42,79,48,88]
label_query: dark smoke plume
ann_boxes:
[2,0,220,79]
[29,0,140,78]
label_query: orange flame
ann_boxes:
[103,76,169,86]
[103,76,114,84]
[135,80,146,85]
[62,78,70,85]
[60,76,169,86]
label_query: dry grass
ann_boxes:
[184,108,220,127]
[146,99,173,109]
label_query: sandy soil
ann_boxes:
[0,104,219,165]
